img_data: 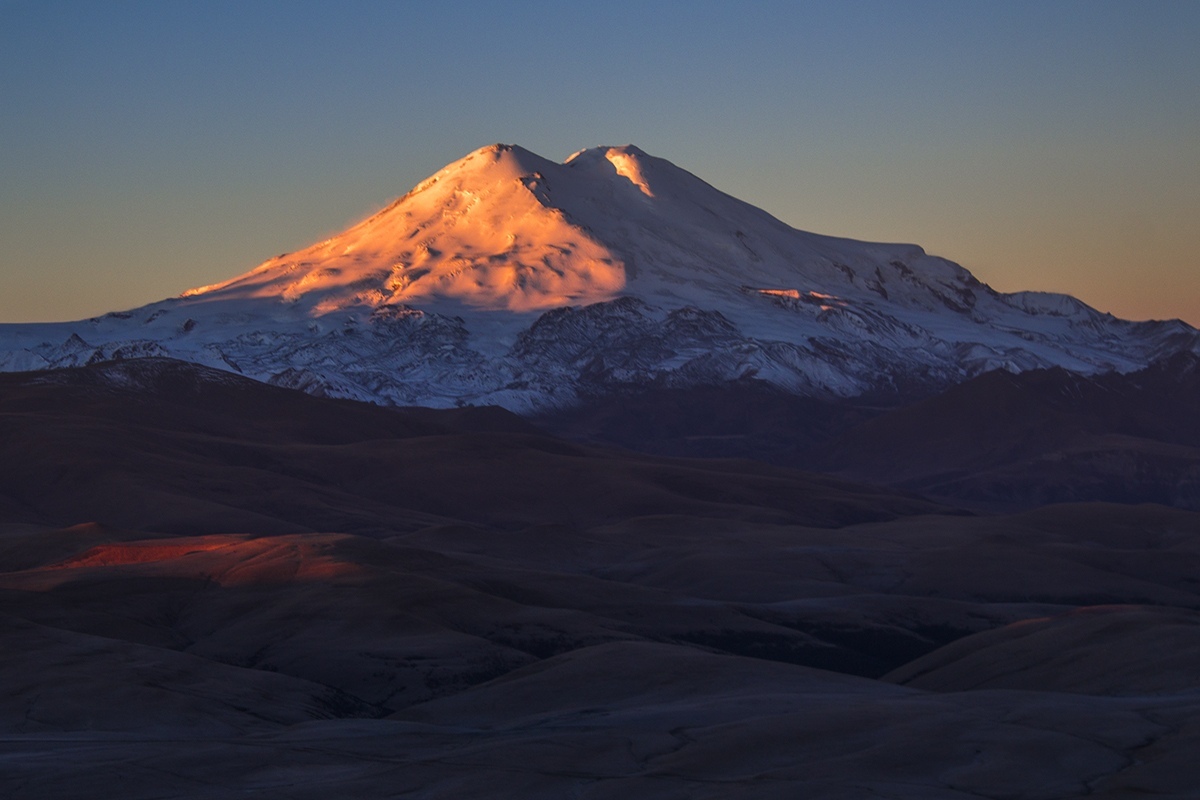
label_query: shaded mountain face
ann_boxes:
[1,144,1196,410]
[5,359,1200,798]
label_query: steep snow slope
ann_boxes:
[180,145,625,313]
[1,144,1196,410]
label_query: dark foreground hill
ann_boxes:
[540,352,1200,511]
[2,359,1200,799]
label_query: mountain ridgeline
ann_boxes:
[1,143,1196,411]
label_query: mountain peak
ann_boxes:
[7,142,1195,414]
[169,142,1129,336]
[428,142,556,183]
[563,145,657,197]
[181,143,634,313]
[177,142,734,315]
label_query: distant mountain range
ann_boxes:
[2,144,1196,410]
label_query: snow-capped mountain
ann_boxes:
[2,143,1196,411]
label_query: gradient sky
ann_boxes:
[2,0,1197,324]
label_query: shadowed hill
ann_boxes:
[0,358,948,535]
[5,359,1200,797]
[815,352,1200,509]
[541,353,1200,511]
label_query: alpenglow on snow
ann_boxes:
[2,143,1196,410]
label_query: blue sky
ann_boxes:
[2,0,1197,323]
